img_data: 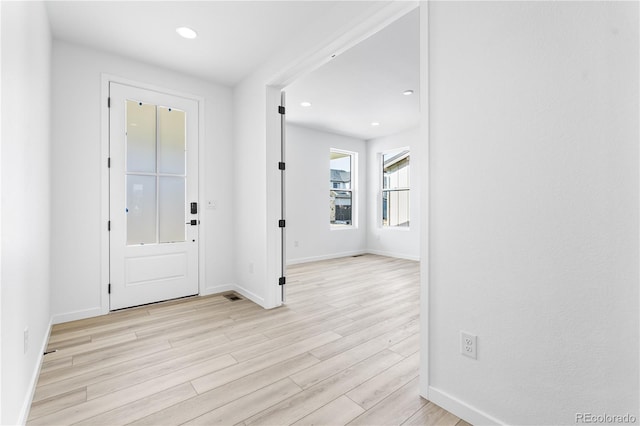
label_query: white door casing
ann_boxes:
[109,82,199,310]
[279,90,286,304]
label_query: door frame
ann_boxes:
[263,0,429,396]
[100,74,206,315]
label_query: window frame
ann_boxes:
[381,147,410,229]
[329,148,357,229]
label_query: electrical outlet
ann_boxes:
[294,240,299,247]
[460,331,477,359]
[24,327,29,354]
[248,262,254,274]
[206,200,216,210]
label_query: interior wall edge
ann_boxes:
[233,284,267,309]
[18,318,52,426]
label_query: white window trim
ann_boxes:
[381,147,410,230]
[330,148,358,230]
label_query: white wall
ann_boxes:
[367,127,420,261]
[426,2,638,424]
[286,124,367,264]
[1,2,52,424]
[231,77,271,307]
[50,41,235,322]
[285,124,420,264]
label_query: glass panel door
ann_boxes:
[110,82,199,311]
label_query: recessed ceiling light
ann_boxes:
[371,122,380,127]
[176,27,198,39]
[403,89,414,96]
[300,101,312,107]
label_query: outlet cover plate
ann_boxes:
[460,331,477,359]
[24,327,29,354]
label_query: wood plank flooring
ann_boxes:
[28,254,469,426]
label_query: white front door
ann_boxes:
[109,82,199,310]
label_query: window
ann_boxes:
[330,149,355,227]
[382,149,410,227]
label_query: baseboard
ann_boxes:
[365,249,420,261]
[50,284,259,322]
[51,307,103,325]
[427,386,505,426]
[287,250,367,265]
[288,250,419,265]
[197,284,270,310]
[232,284,266,308]
[18,318,53,425]
[201,283,236,296]
[199,283,265,308]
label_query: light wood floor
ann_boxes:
[28,254,469,426]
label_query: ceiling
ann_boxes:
[45,1,420,140]
[285,8,420,140]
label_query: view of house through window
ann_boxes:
[382,149,410,227]
[330,150,354,226]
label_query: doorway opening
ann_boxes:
[281,6,421,281]
[266,1,429,399]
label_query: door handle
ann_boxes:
[186,220,198,226]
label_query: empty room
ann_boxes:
[1,1,638,425]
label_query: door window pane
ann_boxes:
[159,176,186,243]
[126,100,156,173]
[126,175,157,244]
[158,106,186,175]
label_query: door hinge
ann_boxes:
[278,219,285,228]
[279,277,286,286]
[108,221,111,231]
[278,105,285,115]
[108,283,111,294]
[107,157,111,168]
[278,162,286,170]
[108,97,111,108]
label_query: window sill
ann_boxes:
[380,226,411,231]
[330,225,357,231]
